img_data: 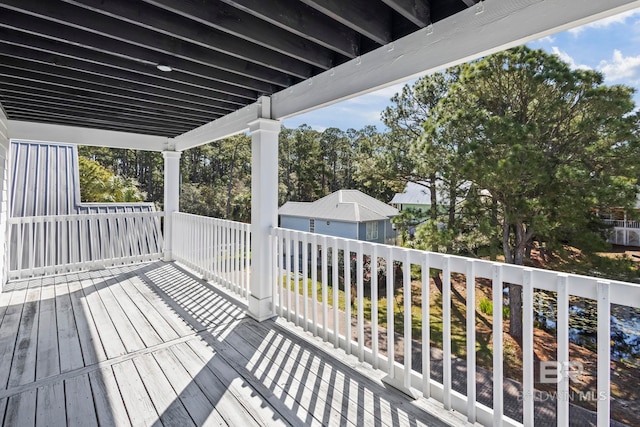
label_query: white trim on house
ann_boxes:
[7,120,171,152]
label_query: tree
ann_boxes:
[435,46,640,340]
[78,156,145,203]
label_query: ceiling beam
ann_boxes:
[0,43,246,110]
[1,96,202,129]
[1,92,205,128]
[0,81,216,122]
[0,62,231,116]
[142,0,335,69]
[5,105,191,135]
[8,120,172,150]
[299,0,392,45]
[380,0,431,27]
[272,0,640,119]
[0,2,292,88]
[0,28,257,103]
[61,0,316,77]
[173,99,271,151]
[217,0,360,58]
[10,113,186,137]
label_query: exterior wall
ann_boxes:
[280,215,311,232]
[280,215,358,240]
[315,219,357,240]
[0,105,8,286]
[358,219,397,244]
[396,203,430,212]
[10,141,80,217]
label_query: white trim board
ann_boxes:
[7,121,171,152]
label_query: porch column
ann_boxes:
[162,150,181,261]
[248,118,280,321]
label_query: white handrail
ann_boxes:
[270,226,640,427]
[172,212,251,301]
[8,211,164,279]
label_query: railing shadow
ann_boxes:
[136,261,450,426]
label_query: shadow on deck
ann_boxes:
[0,261,462,426]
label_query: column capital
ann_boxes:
[162,150,182,160]
[248,118,280,134]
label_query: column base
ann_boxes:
[162,251,174,262]
[382,374,421,399]
[247,294,276,322]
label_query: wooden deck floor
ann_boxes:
[0,261,462,426]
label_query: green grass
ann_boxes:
[281,271,499,368]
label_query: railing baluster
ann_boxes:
[311,233,318,336]
[466,260,477,422]
[277,230,284,318]
[387,246,394,377]
[357,242,364,363]
[371,245,379,370]
[271,229,278,316]
[285,230,292,322]
[321,235,329,342]
[332,237,339,348]
[557,275,569,427]
[492,264,504,427]
[344,239,351,353]
[293,231,300,326]
[421,253,430,398]
[443,255,452,409]
[403,249,412,391]
[302,232,309,331]
[523,269,534,427]
[597,281,611,427]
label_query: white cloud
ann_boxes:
[551,47,591,70]
[597,49,640,82]
[569,8,640,35]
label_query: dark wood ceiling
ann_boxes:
[0,0,475,137]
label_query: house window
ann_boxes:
[309,219,315,232]
[366,222,378,240]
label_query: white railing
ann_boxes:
[8,211,164,280]
[604,219,640,229]
[604,220,640,246]
[172,212,251,301]
[270,227,640,427]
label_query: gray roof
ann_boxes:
[279,190,398,223]
[10,140,155,217]
[389,182,432,205]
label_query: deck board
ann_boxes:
[77,273,127,359]
[35,382,66,427]
[133,352,196,427]
[8,280,41,387]
[64,375,98,427]
[54,275,84,373]
[4,388,36,427]
[0,283,29,390]
[88,367,131,427]
[36,280,60,380]
[112,359,159,426]
[152,347,228,426]
[0,261,460,427]
[68,274,107,365]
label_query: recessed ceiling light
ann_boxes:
[157,63,172,72]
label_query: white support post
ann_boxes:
[162,150,181,261]
[247,116,280,321]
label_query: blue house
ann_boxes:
[279,190,398,244]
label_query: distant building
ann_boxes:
[389,181,432,219]
[279,190,398,244]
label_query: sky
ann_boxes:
[282,7,640,132]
